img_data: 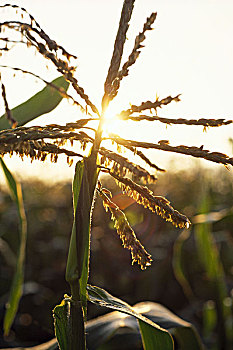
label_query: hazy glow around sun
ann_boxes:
[102,105,123,136]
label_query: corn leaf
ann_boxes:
[76,162,92,303]
[202,300,217,338]
[65,160,95,350]
[87,284,174,350]
[195,197,227,300]
[66,160,92,303]
[0,158,27,336]
[194,187,228,347]
[0,76,69,130]
[86,289,203,350]
[66,161,84,284]
[173,229,195,300]
[53,296,72,350]
[172,326,204,350]
[135,303,204,350]
[25,298,204,349]
[138,321,173,350]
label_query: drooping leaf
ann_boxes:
[0,158,27,336]
[131,302,204,350]
[0,76,69,130]
[139,320,173,350]
[18,298,203,350]
[192,207,233,224]
[86,287,203,350]
[172,326,204,350]
[87,285,174,350]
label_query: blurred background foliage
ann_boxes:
[0,162,232,349]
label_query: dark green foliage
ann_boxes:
[0,166,232,348]
[0,158,27,336]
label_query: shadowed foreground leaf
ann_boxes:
[0,76,69,130]
[0,158,27,336]
[86,297,204,350]
[87,285,174,350]
[2,288,203,349]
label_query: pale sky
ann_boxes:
[0,0,233,182]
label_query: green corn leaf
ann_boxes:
[65,160,96,350]
[87,286,203,350]
[66,161,85,285]
[172,326,204,350]
[23,297,204,350]
[202,300,217,338]
[194,185,228,347]
[0,76,69,130]
[173,229,195,300]
[87,284,174,350]
[139,320,173,350]
[66,158,98,300]
[195,195,226,292]
[134,303,203,350]
[75,162,92,303]
[53,294,86,350]
[53,296,72,350]
[0,157,27,336]
[66,160,92,303]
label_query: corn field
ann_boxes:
[0,1,232,349]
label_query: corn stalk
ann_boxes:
[1,1,232,349]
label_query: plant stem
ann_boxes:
[70,283,86,350]
[66,98,108,350]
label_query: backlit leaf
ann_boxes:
[0,76,69,130]
[0,158,27,336]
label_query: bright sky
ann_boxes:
[0,0,233,182]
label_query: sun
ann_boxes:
[102,105,124,137]
[101,103,148,148]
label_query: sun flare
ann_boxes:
[102,106,123,136]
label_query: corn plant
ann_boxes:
[0,1,232,349]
